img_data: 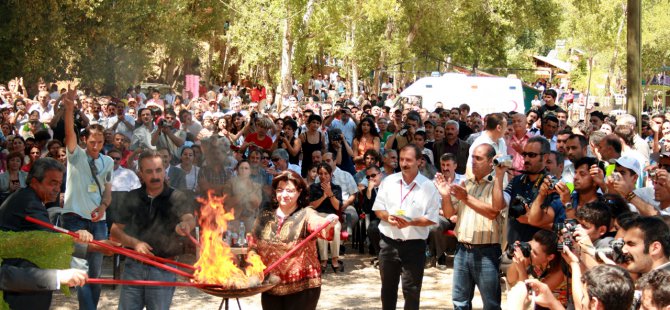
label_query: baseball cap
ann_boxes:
[615,156,641,177]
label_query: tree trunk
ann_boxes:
[605,1,627,97]
[280,16,293,103]
[374,18,394,95]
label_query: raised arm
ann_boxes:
[62,85,78,153]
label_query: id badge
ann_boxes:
[88,184,98,193]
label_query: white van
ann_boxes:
[399,73,526,115]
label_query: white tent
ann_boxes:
[399,73,525,115]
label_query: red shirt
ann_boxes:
[244,132,273,151]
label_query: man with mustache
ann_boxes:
[111,150,195,310]
[433,120,469,175]
[503,136,565,246]
[372,144,440,310]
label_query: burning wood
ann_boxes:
[192,191,265,289]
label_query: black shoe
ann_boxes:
[321,263,328,274]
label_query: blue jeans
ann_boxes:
[452,243,502,310]
[62,213,107,310]
[119,259,176,310]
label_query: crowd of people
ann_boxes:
[1,75,670,310]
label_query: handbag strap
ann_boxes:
[88,158,103,198]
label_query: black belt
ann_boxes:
[381,234,425,243]
[458,242,498,250]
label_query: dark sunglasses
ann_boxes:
[271,157,281,162]
[522,152,544,158]
[365,173,378,179]
[111,157,122,161]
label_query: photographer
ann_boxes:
[506,230,569,308]
[327,128,355,175]
[271,119,301,165]
[505,136,564,245]
[151,109,186,164]
[384,111,421,151]
[530,157,601,227]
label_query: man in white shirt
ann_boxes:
[28,91,54,123]
[466,112,508,176]
[372,144,440,310]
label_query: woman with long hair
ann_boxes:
[21,145,41,172]
[227,112,248,146]
[352,117,381,171]
[299,114,326,177]
[10,136,28,164]
[250,171,336,310]
[309,163,343,273]
[507,230,569,308]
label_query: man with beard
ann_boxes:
[621,216,670,278]
[504,136,564,245]
[111,150,195,310]
[433,120,469,175]
[555,129,572,158]
[531,157,600,225]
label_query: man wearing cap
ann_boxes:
[268,149,301,176]
[609,155,665,216]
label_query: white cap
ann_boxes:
[615,156,641,177]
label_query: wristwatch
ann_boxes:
[564,202,573,210]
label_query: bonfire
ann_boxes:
[193,191,265,288]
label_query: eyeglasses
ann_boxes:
[522,152,544,158]
[275,188,298,194]
[111,157,122,161]
[366,173,378,179]
[271,157,281,162]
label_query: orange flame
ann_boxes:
[193,191,265,288]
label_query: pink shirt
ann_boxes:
[507,133,531,176]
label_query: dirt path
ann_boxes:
[52,253,507,309]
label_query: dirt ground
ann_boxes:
[52,250,508,310]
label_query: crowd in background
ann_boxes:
[1,72,670,310]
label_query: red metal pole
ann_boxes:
[87,278,209,288]
[25,216,195,278]
[263,218,335,276]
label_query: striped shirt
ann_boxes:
[453,173,507,245]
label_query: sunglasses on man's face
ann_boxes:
[366,173,378,180]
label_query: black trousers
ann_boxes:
[379,234,426,310]
[367,219,381,254]
[261,286,321,310]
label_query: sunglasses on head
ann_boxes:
[366,173,378,179]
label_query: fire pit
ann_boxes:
[197,275,280,298]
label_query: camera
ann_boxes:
[649,169,658,180]
[332,133,343,141]
[509,195,531,218]
[251,111,259,121]
[546,175,560,190]
[555,219,580,252]
[611,172,622,182]
[280,131,285,138]
[399,125,411,136]
[505,242,531,259]
[596,238,630,264]
[158,118,173,128]
[493,155,513,168]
